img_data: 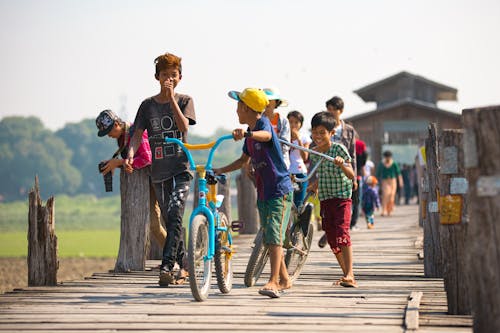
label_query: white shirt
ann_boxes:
[289,131,312,174]
[364,160,375,178]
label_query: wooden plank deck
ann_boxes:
[0,205,472,332]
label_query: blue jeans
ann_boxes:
[293,173,308,208]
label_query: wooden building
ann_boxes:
[345,71,462,164]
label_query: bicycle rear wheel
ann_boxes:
[285,221,314,282]
[187,215,212,301]
[214,212,233,294]
[244,228,269,287]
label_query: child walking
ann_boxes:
[126,52,196,286]
[214,88,294,298]
[308,111,357,288]
[362,176,380,229]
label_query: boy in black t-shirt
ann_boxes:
[126,52,196,286]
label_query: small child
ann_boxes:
[308,111,357,288]
[287,110,311,208]
[263,88,291,169]
[362,176,380,229]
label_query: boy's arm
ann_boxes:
[125,128,145,167]
[213,153,250,175]
[340,162,355,180]
[164,79,190,132]
[233,128,271,142]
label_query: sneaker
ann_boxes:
[159,269,175,287]
[318,234,328,248]
[351,226,360,231]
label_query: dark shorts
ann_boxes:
[320,197,352,254]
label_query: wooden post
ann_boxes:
[415,154,427,229]
[115,168,150,272]
[438,129,471,315]
[236,167,260,234]
[28,176,58,286]
[463,106,500,333]
[423,123,443,278]
[218,176,231,221]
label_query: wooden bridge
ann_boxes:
[0,205,472,332]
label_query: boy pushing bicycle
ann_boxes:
[214,88,294,298]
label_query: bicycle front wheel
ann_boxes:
[244,228,269,287]
[187,215,212,302]
[214,212,233,294]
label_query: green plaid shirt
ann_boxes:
[310,143,353,200]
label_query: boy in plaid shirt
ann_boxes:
[308,112,357,287]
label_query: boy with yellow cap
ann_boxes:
[214,88,294,298]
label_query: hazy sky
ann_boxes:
[1,0,499,136]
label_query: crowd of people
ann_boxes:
[95,51,415,298]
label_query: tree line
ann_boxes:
[0,116,241,202]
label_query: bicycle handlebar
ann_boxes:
[159,134,235,171]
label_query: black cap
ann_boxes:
[96,110,118,137]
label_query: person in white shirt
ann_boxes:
[287,111,312,208]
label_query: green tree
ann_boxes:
[0,117,81,201]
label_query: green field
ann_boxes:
[0,193,240,258]
[0,230,120,258]
[0,194,121,232]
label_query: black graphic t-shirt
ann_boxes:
[134,94,196,182]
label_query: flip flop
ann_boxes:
[258,289,281,298]
[339,278,358,288]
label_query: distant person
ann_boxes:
[287,110,312,208]
[95,110,166,251]
[362,176,380,229]
[263,88,291,169]
[214,88,293,298]
[126,52,196,286]
[351,137,367,228]
[376,151,402,216]
[318,96,358,249]
[401,164,412,205]
[307,111,357,287]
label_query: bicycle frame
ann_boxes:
[165,134,234,261]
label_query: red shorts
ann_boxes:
[320,197,352,254]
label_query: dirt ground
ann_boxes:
[0,257,116,294]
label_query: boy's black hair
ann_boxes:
[287,110,304,127]
[383,150,393,158]
[311,111,337,131]
[325,96,344,110]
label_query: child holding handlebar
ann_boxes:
[214,88,294,298]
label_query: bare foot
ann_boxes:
[262,281,280,292]
[279,279,293,291]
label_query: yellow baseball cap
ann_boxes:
[228,88,269,113]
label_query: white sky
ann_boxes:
[1,0,499,136]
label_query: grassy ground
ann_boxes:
[0,230,120,258]
[0,194,121,232]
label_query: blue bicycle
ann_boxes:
[165,135,236,302]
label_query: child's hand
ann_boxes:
[164,78,175,101]
[291,128,300,141]
[124,162,134,174]
[232,128,245,141]
[213,168,222,175]
[333,156,345,166]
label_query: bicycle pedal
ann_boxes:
[231,220,244,232]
